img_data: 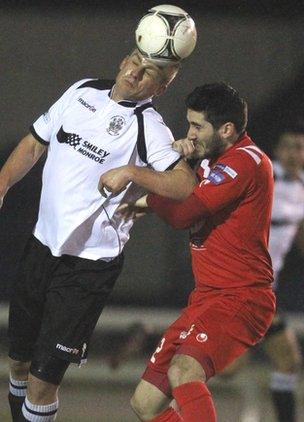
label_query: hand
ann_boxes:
[173,138,195,158]
[116,195,149,219]
[99,166,131,198]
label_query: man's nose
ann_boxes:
[187,129,197,141]
[131,66,145,80]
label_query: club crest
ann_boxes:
[106,115,126,136]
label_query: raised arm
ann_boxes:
[99,159,197,201]
[0,133,46,208]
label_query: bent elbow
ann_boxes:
[178,181,197,200]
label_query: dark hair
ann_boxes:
[185,82,247,134]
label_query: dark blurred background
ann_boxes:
[1,0,304,311]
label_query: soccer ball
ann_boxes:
[135,4,197,64]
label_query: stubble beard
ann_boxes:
[203,133,226,160]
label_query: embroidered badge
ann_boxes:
[215,163,238,179]
[208,170,225,185]
[106,115,126,136]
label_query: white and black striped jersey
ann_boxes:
[269,161,304,284]
[30,78,180,260]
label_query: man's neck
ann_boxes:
[110,85,123,103]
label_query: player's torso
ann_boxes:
[34,82,155,258]
[46,87,144,180]
[190,140,274,288]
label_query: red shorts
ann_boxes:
[142,285,275,396]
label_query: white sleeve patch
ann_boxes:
[222,165,238,179]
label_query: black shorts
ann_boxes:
[8,236,124,364]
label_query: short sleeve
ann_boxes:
[193,153,255,213]
[144,110,181,171]
[30,79,92,144]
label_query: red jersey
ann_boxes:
[147,133,274,289]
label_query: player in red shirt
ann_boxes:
[122,83,276,421]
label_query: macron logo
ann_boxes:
[56,343,79,355]
[78,97,97,112]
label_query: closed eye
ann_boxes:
[191,123,202,130]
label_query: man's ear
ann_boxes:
[219,122,234,139]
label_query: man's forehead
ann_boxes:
[187,109,207,123]
[131,51,163,71]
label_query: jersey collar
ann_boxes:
[108,86,152,108]
[223,131,252,154]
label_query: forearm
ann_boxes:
[147,192,209,229]
[127,163,196,200]
[0,133,46,198]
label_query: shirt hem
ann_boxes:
[33,231,118,262]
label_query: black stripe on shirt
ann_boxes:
[165,157,183,171]
[77,79,114,91]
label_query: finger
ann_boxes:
[172,142,183,154]
[109,186,127,197]
[134,212,147,218]
[116,203,129,212]
[173,139,195,157]
[100,186,112,198]
[188,140,195,153]
[183,140,195,155]
[100,188,108,198]
[116,203,134,218]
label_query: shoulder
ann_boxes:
[234,144,265,165]
[58,78,94,99]
[59,78,114,105]
[144,109,174,144]
[230,139,272,175]
[143,107,172,136]
[215,143,272,185]
[75,78,115,91]
[62,78,114,95]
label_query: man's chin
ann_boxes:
[193,148,207,159]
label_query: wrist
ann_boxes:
[125,165,136,183]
